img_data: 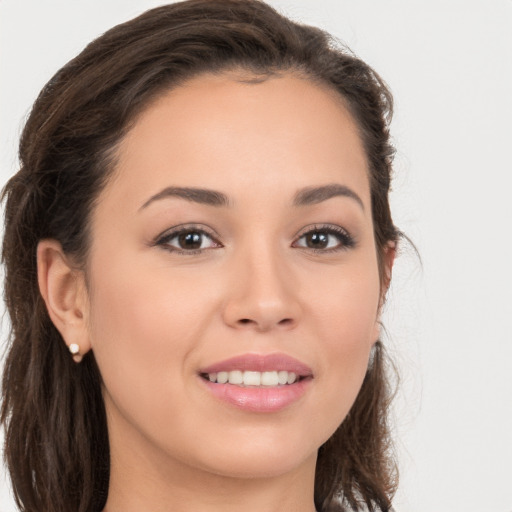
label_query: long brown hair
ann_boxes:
[1,1,399,511]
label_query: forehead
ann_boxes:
[107,72,370,210]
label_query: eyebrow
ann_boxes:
[293,184,364,210]
[140,183,364,211]
[140,186,230,210]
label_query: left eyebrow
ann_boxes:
[293,184,365,210]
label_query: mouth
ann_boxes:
[198,353,313,412]
[200,369,310,387]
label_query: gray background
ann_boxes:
[1,1,511,511]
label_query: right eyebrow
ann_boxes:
[139,186,231,211]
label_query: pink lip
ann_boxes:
[199,353,313,376]
[198,353,313,413]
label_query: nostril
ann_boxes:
[233,317,296,330]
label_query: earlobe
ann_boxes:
[37,240,91,362]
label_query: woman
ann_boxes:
[1,1,399,511]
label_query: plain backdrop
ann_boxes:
[1,1,511,511]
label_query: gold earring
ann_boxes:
[69,343,83,363]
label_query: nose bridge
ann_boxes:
[222,234,300,331]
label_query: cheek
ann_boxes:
[303,259,381,424]
[308,258,381,349]
[85,252,232,410]
[86,259,203,409]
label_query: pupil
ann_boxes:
[178,232,202,249]
[307,232,328,248]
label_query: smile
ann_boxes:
[203,370,301,386]
[199,353,313,412]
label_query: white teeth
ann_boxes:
[243,371,261,386]
[261,371,278,386]
[228,370,243,385]
[217,371,229,384]
[287,372,297,385]
[277,370,288,385]
[206,370,301,386]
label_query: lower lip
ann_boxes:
[200,378,311,413]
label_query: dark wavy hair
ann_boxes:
[1,1,399,511]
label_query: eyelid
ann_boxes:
[292,224,356,252]
[154,223,222,253]
[152,222,355,255]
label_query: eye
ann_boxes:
[155,226,221,254]
[293,225,355,252]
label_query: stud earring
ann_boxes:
[69,343,83,363]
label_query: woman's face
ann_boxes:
[84,72,386,480]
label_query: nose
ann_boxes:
[221,245,302,333]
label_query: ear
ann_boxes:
[372,241,397,342]
[37,239,91,363]
[381,240,397,301]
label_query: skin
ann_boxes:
[38,72,394,512]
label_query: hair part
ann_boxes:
[2,1,399,511]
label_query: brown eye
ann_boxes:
[158,228,220,253]
[177,231,203,250]
[303,232,330,249]
[294,226,355,252]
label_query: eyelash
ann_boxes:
[292,224,356,253]
[154,224,221,255]
[154,223,356,255]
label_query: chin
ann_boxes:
[203,449,315,480]
[183,427,322,480]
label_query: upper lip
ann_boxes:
[199,353,313,376]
